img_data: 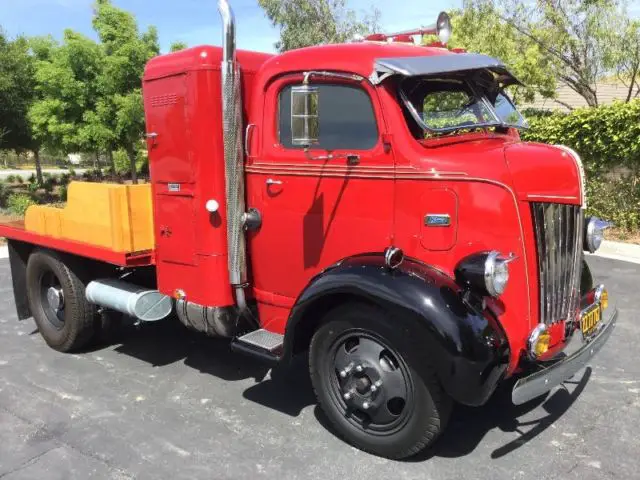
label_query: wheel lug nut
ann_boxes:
[370,385,377,392]
[374,380,382,388]
[362,401,370,409]
[355,365,364,373]
[339,363,354,378]
[343,391,353,400]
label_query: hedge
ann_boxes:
[521,101,640,232]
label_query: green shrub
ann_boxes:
[27,182,39,193]
[586,174,640,232]
[5,174,16,183]
[113,149,130,175]
[59,184,68,202]
[7,193,35,216]
[43,178,55,194]
[16,176,23,184]
[522,100,640,173]
[27,173,36,183]
[68,167,76,177]
[0,182,7,207]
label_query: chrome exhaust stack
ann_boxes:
[218,0,248,311]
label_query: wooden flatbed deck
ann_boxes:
[0,221,155,267]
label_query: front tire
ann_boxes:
[309,303,451,459]
[26,250,96,352]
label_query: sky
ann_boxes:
[0,0,463,53]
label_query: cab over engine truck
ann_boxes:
[0,1,617,459]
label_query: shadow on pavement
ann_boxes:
[99,319,592,462]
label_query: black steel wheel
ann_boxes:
[26,250,96,352]
[309,303,451,459]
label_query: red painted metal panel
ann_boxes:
[419,188,458,251]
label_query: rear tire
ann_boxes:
[309,303,451,459]
[26,250,95,352]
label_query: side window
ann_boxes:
[279,83,378,150]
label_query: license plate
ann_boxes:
[581,305,602,337]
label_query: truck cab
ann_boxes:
[0,2,616,459]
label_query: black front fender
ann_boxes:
[283,254,510,406]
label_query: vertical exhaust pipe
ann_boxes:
[218,0,248,311]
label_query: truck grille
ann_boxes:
[531,203,584,325]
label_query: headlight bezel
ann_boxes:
[584,216,612,253]
[454,250,516,298]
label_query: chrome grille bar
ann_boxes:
[531,203,584,325]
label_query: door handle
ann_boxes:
[266,178,282,186]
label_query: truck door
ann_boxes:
[246,77,394,331]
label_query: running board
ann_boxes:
[230,329,284,365]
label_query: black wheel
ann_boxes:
[309,303,451,459]
[26,250,96,352]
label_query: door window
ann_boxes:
[278,84,378,150]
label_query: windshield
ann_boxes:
[399,76,527,137]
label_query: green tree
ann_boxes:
[443,3,556,104]
[169,41,188,52]
[28,30,104,169]
[258,0,380,52]
[92,0,159,183]
[473,0,624,108]
[0,30,44,181]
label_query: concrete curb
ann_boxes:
[589,239,640,265]
[2,240,640,264]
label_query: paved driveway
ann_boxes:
[0,256,637,480]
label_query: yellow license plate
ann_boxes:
[581,305,602,336]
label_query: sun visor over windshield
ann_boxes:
[370,53,522,87]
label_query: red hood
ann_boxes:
[417,136,583,205]
[504,143,582,205]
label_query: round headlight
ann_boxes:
[454,251,515,298]
[584,217,612,253]
[485,251,511,297]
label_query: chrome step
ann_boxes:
[231,329,284,365]
[236,329,283,352]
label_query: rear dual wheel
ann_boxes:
[309,304,451,459]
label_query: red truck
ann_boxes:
[0,2,616,459]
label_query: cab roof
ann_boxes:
[256,42,454,83]
[144,41,453,83]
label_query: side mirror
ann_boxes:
[291,85,319,146]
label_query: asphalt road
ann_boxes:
[0,256,637,480]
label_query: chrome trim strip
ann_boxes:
[512,306,617,405]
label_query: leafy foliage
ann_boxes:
[169,41,188,52]
[445,3,556,103]
[7,193,35,216]
[258,0,379,52]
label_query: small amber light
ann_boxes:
[534,331,551,357]
[600,289,609,310]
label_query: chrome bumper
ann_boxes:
[512,306,618,405]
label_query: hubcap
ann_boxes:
[47,286,64,311]
[330,333,413,433]
[39,271,65,330]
